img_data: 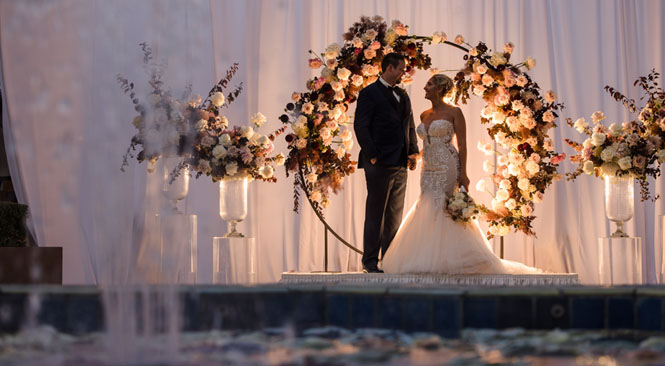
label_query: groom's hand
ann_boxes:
[407,154,418,170]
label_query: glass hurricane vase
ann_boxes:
[219,177,249,238]
[604,175,634,238]
[162,157,189,214]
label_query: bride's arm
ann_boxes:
[453,107,470,190]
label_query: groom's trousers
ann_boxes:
[362,164,408,270]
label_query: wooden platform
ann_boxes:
[280,272,580,286]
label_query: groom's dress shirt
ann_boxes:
[379,76,401,102]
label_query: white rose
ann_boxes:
[432,31,447,44]
[449,199,464,211]
[505,199,517,211]
[337,67,351,81]
[310,190,322,201]
[306,171,317,183]
[496,189,509,202]
[583,160,595,174]
[352,37,363,48]
[482,74,494,86]
[295,138,307,149]
[213,135,229,149]
[591,111,606,124]
[508,164,521,176]
[591,133,606,146]
[542,111,555,123]
[251,112,267,127]
[521,204,533,216]
[533,191,544,203]
[609,122,622,136]
[325,43,341,59]
[476,179,487,192]
[499,179,512,190]
[600,162,619,177]
[491,198,505,211]
[516,75,528,87]
[617,156,632,170]
[211,91,225,107]
[259,165,274,179]
[498,225,511,236]
[462,207,475,219]
[225,161,238,176]
[302,102,314,114]
[545,90,557,103]
[573,117,589,133]
[518,178,530,191]
[525,57,536,70]
[212,145,227,159]
[526,161,540,176]
[219,116,229,129]
[196,119,208,132]
[489,52,507,67]
[583,138,593,149]
[335,146,346,158]
[483,160,494,173]
[275,153,285,166]
[241,126,254,139]
[600,146,616,162]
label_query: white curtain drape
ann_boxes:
[1,0,663,284]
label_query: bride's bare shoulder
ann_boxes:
[420,108,433,122]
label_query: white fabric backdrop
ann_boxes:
[1,0,663,284]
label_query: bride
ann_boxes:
[381,74,542,274]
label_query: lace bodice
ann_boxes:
[417,119,460,209]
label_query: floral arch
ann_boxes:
[279,16,565,247]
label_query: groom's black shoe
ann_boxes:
[362,267,384,273]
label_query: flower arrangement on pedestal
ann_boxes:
[566,69,665,201]
[187,111,285,182]
[119,43,285,183]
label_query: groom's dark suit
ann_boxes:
[354,80,419,271]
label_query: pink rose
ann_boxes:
[551,153,566,164]
[308,59,323,69]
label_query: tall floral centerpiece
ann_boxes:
[566,70,665,236]
[120,44,286,233]
[187,111,286,237]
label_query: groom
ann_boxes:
[354,53,419,273]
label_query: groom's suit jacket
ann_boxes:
[354,80,419,169]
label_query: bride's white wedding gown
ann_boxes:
[381,119,542,274]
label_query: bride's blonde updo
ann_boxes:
[431,74,454,99]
